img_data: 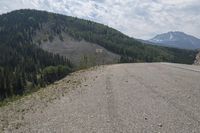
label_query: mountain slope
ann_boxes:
[35,32,120,66]
[0,10,74,100]
[0,9,198,100]
[149,31,200,49]
[1,9,197,64]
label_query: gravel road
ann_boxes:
[1,63,200,133]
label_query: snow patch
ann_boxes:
[153,39,163,42]
[169,33,173,40]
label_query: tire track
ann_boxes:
[105,68,124,133]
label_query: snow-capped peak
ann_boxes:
[148,31,200,49]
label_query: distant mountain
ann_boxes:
[149,31,200,49]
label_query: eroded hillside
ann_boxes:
[33,31,120,66]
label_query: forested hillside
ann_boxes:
[0,10,73,100]
[0,9,197,101]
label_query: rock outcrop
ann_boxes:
[194,50,200,65]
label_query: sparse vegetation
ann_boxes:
[42,65,71,84]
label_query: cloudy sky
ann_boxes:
[0,0,199,39]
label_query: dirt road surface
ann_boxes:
[1,63,200,133]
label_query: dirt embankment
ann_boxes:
[194,50,200,65]
[0,66,104,133]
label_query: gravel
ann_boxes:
[0,63,200,133]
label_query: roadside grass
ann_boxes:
[0,64,104,108]
[0,86,41,107]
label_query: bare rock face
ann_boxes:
[194,50,200,65]
[33,29,120,67]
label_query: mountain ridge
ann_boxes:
[149,31,200,49]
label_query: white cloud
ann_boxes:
[0,0,199,39]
